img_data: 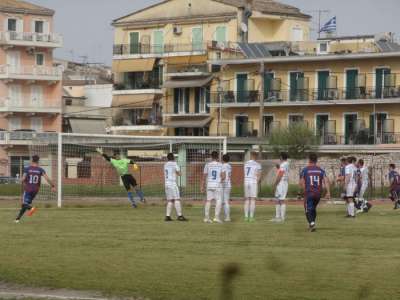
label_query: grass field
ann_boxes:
[1,201,400,300]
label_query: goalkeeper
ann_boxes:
[97,148,145,207]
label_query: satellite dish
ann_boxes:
[241,22,248,33]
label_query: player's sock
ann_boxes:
[166,201,173,217]
[215,199,222,220]
[281,204,287,221]
[205,201,211,220]
[349,202,355,217]
[224,201,230,220]
[135,190,145,202]
[127,192,135,205]
[249,199,256,218]
[174,200,183,217]
[346,203,350,216]
[275,204,281,219]
[244,200,250,218]
[16,204,30,220]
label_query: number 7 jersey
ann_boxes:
[204,161,223,189]
[244,160,262,184]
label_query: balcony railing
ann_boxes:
[166,64,209,75]
[0,31,63,46]
[211,86,400,105]
[113,80,161,91]
[113,42,208,56]
[314,132,400,146]
[0,131,57,143]
[0,97,61,112]
[0,65,62,80]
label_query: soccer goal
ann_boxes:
[29,133,227,207]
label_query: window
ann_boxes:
[8,19,17,31]
[215,26,227,45]
[289,115,304,126]
[31,117,43,132]
[35,21,44,33]
[291,27,303,41]
[36,53,45,66]
[174,88,189,114]
[9,117,21,131]
[264,115,274,136]
[319,42,328,54]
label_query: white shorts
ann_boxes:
[222,186,231,203]
[207,188,222,202]
[346,183,357,198]
[244,182,258,199]
[275,181,288,201]
[165,185,180,201]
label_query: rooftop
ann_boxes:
[0,0,54,16]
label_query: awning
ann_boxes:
[112,94,157,109]
[164,116,212,128]
[163,75,213,89]
[112,58,156,72]
[69,119,107,134]
[164,55,207,65]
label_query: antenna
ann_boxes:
[306,9,331,39]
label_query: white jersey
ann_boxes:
[360,167,369,184]
[204,161,223,189]
[244,160,262,184]
[164,161,180,186]
[278,161,289,183]
[345,164,357,186]
[222,163,232,188]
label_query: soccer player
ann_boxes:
[337,157,347,200]
[15,155,55,223]
[222,154,232,222]
[388,164,400,209]
[344,156,358,218]
[356,159,372,213]
[164,153,187,222]
[97,148,144,207]
[272,152,289,222]
[244,151,262,222]
[201,151,225,223]
[299,153,330,232]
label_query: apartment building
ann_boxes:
[111,0,310,136]
[0,0,62,177]
[209,34,400,152]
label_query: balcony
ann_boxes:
[0,31,63,48]
[0,131,57,145]
[209,86,400,108]
[0,65,62,82]
[113,42,207,59]
[113,81,163,96]
[166,64,209,78]
[0,97,61,114]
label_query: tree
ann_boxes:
[268,123,319,159]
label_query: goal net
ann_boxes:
[29,133,227,207]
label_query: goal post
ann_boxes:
[31,133,227,208]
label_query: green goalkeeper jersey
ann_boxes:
[110,159,132,176]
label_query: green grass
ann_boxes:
[0,183,392,200]
[0,202,400,300]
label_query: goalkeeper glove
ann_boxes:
[96,147,103,155]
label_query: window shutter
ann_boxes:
[205,88,210,113]
[174,88,179,113]
[194,88,200,113]
[184,88,190,113]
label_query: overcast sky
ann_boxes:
[28,0,400,65]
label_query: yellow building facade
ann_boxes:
[111,0,310,136]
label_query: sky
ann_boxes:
[27,0,400,65]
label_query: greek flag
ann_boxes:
[319,16,337,33]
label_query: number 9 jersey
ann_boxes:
[204,161,223,189]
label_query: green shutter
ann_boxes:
[317,71,329,100]
[264,73,274,100]
[194,88,200,113]
[346,70,358,99]
[192,27,203,51]
[129,32,140,54]
[345,114,357,144]
[174,89,179,113]
[153,30,164,54]
[185,88,190,113]
[216,26,226,44]
[376,68,391,98]
[290,72,304,101]
[236,74,248,103]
